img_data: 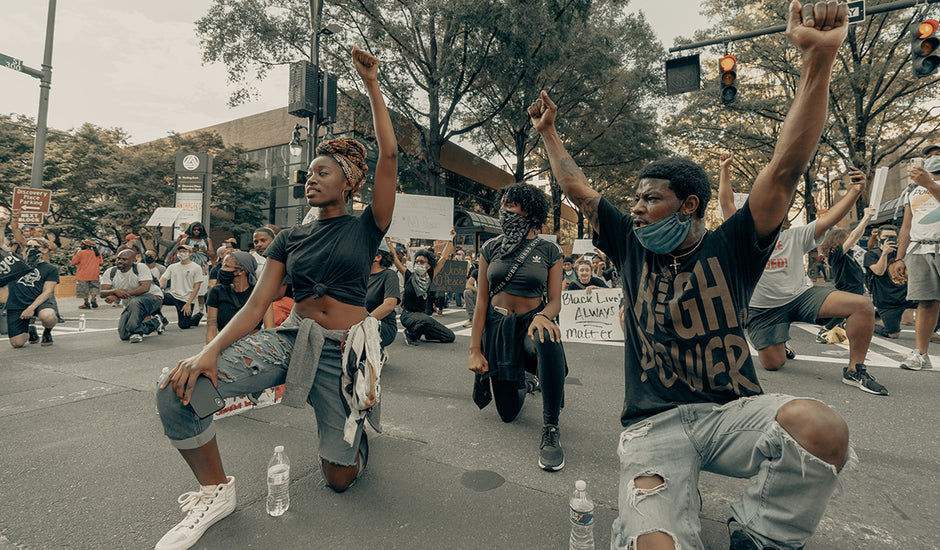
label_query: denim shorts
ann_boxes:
[155,328,363,467]
[745,286,834,350]
[610,394,857,550]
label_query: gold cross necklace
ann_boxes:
[667,231,706,273]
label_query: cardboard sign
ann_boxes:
[13,187,52,216]
[386,193,454,241]
[215,385,284,419]
[146,207,183,227]
[559,288,624,342]
[571,239,597,256]
[430,260,470,293]
[869,166,889,214]
[538,233,558,244]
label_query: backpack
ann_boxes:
[107,264,159,286]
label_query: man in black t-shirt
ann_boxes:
[528,5,852,548]
[7,239,59,347]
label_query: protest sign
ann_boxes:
[869,166,889,216]
[559,288,624,342]
[733,192,749,210]
[571,239,597,256]
[430,260,470,293]
[215,385,284,419]
[386,194,454,241]
[146,207,183,227]
[538,233,558,244]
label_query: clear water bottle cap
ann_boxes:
[575,480,586,491]
[274,445,284,453]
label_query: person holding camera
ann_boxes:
[865,225,917,339]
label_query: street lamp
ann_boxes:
[289,123,306,157]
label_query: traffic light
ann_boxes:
[719,54,737,104]
[911,19,940,77]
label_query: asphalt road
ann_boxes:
[0,296,937,549]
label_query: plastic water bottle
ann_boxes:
[266,445,290,516]
[78,314,86,332]
[569,480,595,550]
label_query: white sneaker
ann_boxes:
[129,334,143,344]
[900,350,932,371]
[155,476,236,550]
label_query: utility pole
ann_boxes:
[1,0,57,189]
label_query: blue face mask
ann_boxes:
[925,155,940,175]
[633,210,692,254]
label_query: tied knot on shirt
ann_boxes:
[310,282,330,300]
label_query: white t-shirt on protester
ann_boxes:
[100,263,163,299]
[162,262,204,302]
[905,186,940,255]
[749,221,822,309]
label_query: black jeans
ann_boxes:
[400,310,455,343]
[491,328,566,426]
[163,294,201,329]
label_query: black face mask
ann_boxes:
[217,270,237,285]
[144,254,155,264]
[25,248,42,267]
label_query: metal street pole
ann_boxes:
[669,0,940,53]
[309,0,322,168]
[29,0,57,189]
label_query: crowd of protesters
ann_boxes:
[5,14,940,549]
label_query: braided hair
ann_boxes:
[316,138,369,200]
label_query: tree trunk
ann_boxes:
[551,174,561,232]
[802,171,817,222]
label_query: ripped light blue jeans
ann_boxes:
[611,393,857,550]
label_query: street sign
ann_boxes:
[847,0,865,24]
[0,52,23,73]
[12,187,52,213]
[665,54,701,96]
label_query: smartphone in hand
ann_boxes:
[189,375,225,418]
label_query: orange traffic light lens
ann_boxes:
[720,55,736,72]
[722,72,736,86]
[923,41,936,56]
[919,19,939,39]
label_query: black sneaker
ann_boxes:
[91,301,98,309]
[727,518,761,550]
[41,329,53,346]
[815,330,828,344]
[785,343,795,360]
[404,330,420,346]
[28,326,39,344]
[538,425,565,471]
[842,364,888,396]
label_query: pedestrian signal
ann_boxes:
[719,55,737,104]
[911,19,940,77]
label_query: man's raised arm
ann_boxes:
[749,1,849,238]
[528,92,602,234]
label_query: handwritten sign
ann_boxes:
[559,288,624,342]
[430,260,469,293]
[386,193,454,241]
[13,187,52,213]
